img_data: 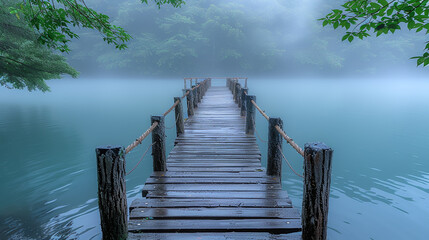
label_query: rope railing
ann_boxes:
[124,78,209,155]
[251,100,269,121]
[125,122,158,154]
[126,142,155,175]
[163,100,180,116]
[248,96,304,157]
[275,125,304,157]
[278,145,304,178]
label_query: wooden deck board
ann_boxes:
[129,86,301,238]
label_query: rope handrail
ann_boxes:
[181,79,206,99]
[251,100,269,121]
[125,121,158,154]
[247,95,304,157]
[163,100,180,116]
[278,145,304,178]
[126,79,208,155]
[275,125,304,157]
[126,142,154,175]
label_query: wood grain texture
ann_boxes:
[129,86,301,238]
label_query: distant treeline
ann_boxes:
[67,0,428,77]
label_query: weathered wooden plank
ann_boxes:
[142,184,282,192]
[130,207,300,219]
[144,190,289,199]
[166,167,264,172]
[167,155,261,160]
[166,159,261,163]
[166,163,262,168]
[145,177,279,184]
[128,219,301,233]
[128,232,302,240]
[150,171,271,178]
[130,198,292,209]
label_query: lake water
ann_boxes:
[0,78,428,239]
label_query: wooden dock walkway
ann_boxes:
[128,86,302,239]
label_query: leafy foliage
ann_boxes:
[320,0,429,66]
[0,1,78,91]
[8,0,184,53]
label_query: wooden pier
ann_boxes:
[96,78,333,240]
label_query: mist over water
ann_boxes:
[1,78,428,239]
[2,0,429,239]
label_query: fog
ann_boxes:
[64,0,429,79]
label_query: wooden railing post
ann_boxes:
[267,118,283,179]
[302,143,333,240]
[151,116,167,171]
[186,88,194,116]
[192,85,198,108]
[240,88,247,117]
[197,83,202,103]
[174,97,185,136]
[235,82,241,105]
[96,146,127,240]
[245,95,256,135]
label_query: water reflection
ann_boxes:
[1,78,429,239]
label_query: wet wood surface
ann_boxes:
[129,86,301,238]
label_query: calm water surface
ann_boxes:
[0,78,428,239]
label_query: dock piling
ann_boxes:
[240,88,247,117]
[174,97,184,136]
[151,116,167,171]
[302,143,333,240]
[192,85,198,108]
[267,118,283,179]
[96,146,127,240]
[186,88,194,116]
[245,95,256,135]
[235,82,241,104]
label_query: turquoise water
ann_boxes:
[0,78,428,239]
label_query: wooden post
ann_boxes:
[302,143,333,240]
[184,78,187,89]
[96,146,127,240]
[151,116,166,171]
[245,95,256,135]
[235,82,241,105]
[186,88,194,116]
[267,118,282,179]
[240,88,247,117]
[174,97,184,136]
[197,83,202,103]
[192,85,198,108]
[232,79,236,96]
[245,78,248,88]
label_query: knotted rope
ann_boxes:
[125,122,158,154]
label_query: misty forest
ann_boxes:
[1,0,429,239]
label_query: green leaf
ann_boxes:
[378,0,388,6]
[323,20,329,26]
[417,57,424,66]
[348,35,354,42]
[408,21,415,30]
